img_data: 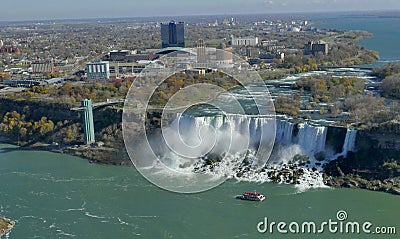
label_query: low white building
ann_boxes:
[231,36,259,47]
[86,60,110,80]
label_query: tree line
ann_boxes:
[0,111,54,143]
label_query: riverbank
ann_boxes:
[0,217,14,238]
[324,172,400,195]
[12,142,133,166]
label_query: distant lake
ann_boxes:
[312,14,400,65]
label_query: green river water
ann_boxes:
[0,144,398,238]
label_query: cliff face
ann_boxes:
[325,126,347,154]
[324,122,400,194]
[355,126,400,169]
[0,98,78,122]
[331,123,400,177]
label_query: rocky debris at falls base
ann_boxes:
[192,152,327,189]
[191,150,400,195]
[0,217,14,238]
[194,155,400,195]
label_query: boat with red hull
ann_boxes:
[235,192,266,201]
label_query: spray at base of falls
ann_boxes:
[154,115,357,191]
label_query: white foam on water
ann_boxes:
[148,115,362,192]
[84,212,106,219]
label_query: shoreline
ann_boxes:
[0,217,14,238]
[324,174,400,196]
[1,140,399,196]
[0,137,11,143]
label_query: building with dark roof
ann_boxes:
[304,40,329,55]
[109,50,131,62]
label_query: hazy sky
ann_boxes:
[1,0,400,21]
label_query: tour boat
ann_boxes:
[235,192,266,201]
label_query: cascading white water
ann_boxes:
[187,114,272,137]
[181,115,329,155]
[341,129,357,157]
[296,123,327,154]
[176,114,275,156]
[276,120,294,145]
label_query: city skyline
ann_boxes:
[1,0,400,21]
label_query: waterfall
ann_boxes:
[341,129,357,157]
[161,114,330,189]
[189,114,269,133]
[176,115,276,151]
[296,123,327,154]
[177,115,330,157]
[275,120,294,145]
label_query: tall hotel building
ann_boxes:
[161,21,185,48]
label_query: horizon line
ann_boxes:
[1,9,399,24]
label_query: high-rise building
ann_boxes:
[81,99,95,145]
[161,21,185,48]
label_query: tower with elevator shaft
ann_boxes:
[81,99,95,145]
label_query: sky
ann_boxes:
[1,0,400,21]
